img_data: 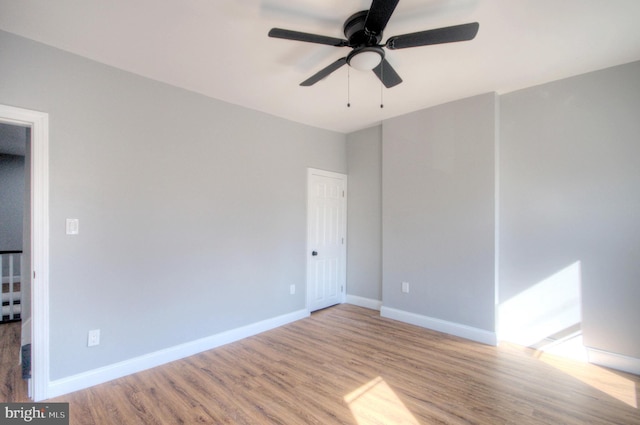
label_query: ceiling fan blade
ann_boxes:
[372,58,403,88]
[269,28,348,47]
[386,22,479,50]
[300,57,348,86]
[364,0,400,36]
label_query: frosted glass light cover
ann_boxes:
[349,51,383,71]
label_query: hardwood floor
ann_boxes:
[0,321,29,402]
[3,305,640,424]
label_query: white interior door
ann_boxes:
[307,169,347,312]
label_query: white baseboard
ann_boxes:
[587,347,640,375]
[345,295,382,311]
[46,309,309,399]
[380,306,497,346]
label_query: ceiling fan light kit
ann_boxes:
[347,47,384,71]
[268,0,479,90]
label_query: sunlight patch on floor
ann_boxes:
[534,338,638,409]
[345,376,420,425]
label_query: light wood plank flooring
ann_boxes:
[0,321,29,403]
[3,305,639,424]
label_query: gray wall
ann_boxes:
[382,93,497,332]
[0,153,25,252]
[346,125,382,301]
[0,31,346,380]
[347,62,640,363]
[499,61,640,358]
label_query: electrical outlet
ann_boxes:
[401,281,410,293]
[290,284,296,295]
[88,329,100,347]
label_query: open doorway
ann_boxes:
[0,104,49,401]
[0,122,30,400]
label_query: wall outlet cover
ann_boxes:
[88,329,100,347]
[402,281,410,293]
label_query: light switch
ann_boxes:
[66,218,79,235]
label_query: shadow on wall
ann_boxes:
[498,261,582,351]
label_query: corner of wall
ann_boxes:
[380,306,498,346]
[345,295,382,311]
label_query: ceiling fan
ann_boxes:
[268,0,479,88]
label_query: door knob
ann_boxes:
[312,251,318,256]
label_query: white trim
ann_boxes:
[586,347,640,375]
[345,295,382,311]
[47,309,309,399]
[380,306,498,346]
[0,104,49,402]
[307,168,347,181]
[493,93,501,338]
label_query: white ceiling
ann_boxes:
[1,0,640,134]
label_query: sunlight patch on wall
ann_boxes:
[499,261,582,347]
[535,332,588,362]
[344,376,420,425]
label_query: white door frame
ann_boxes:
[0,104,50,401]
[306,168,347,311]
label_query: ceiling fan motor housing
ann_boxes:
[344,11,383,47]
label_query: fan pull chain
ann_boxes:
[380,63,384,109]
[347,66,351,108]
